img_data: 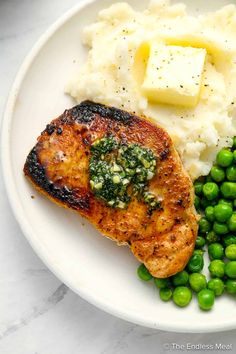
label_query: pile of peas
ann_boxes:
[137,139,236,311]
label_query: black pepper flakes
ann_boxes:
[57,127,63,135]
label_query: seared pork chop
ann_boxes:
[24,101,198,278]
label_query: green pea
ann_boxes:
[173,286,192,307]
[194,181,204,196]
[194,196,201,210]
[210,166,225,182]
[207,278,224,296]
[195,236,206,249]
[214,204,233,223]
[205,206,215,222]
[225,279,236,294]
[233,150,236,163]
[208,260,225,278]
[213,222,228,235]
[154,277,170,289]
[216,149,233,167]
[193,249,204,256]
[159,288,172,301]
[203,182,219,201]
[137,264,153,281]
[199,218,211,234]
[222,234,236,247]
[189,273,207,292]
[220,182,236,199]
[225,261,236,279]
[208,243,224,260]
[218,199,233,208]
[197,289,215,311]
[187,253,204,273]
[234,199,236,208]
[226,165,236,182]
[172,271,189,286]
[225,244,236,260]
[227,214,236,232]
[206,231,220,244]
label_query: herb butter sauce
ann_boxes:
[89,135,160,210]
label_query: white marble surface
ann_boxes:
[0,0,236,353]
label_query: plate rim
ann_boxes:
[1,0,236,333]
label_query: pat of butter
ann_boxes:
[142,44,206,107]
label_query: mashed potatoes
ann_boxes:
[66,0,236,180]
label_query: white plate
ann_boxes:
[2,0,236,333]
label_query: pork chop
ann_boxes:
[24,101,198,278]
